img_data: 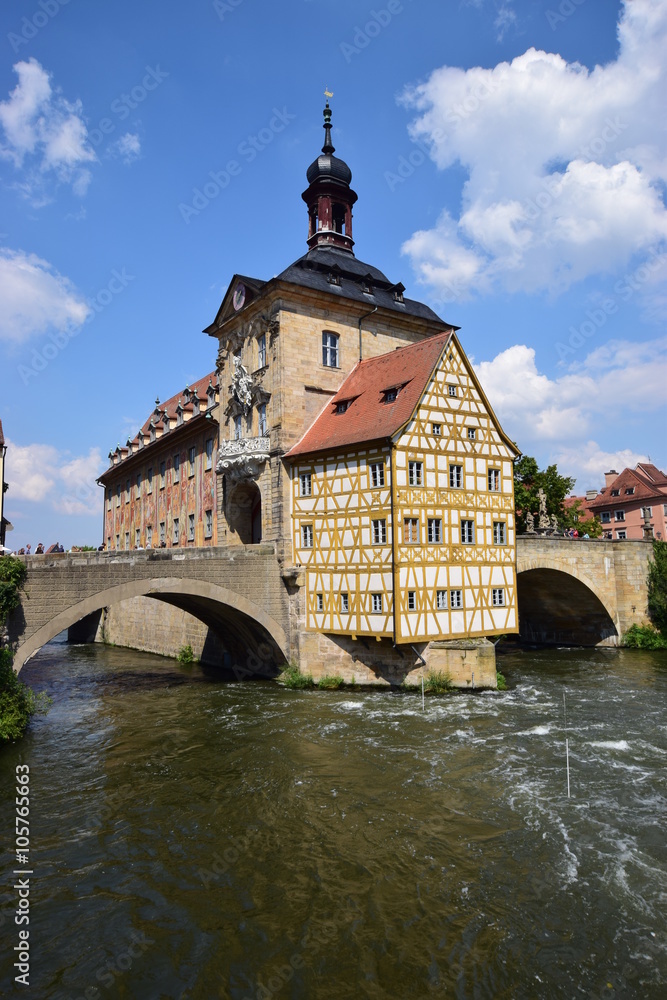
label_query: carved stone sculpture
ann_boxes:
[232,356,253,415]
[525,511,535,533]
[537,488,550,530]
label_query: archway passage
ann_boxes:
[517,568,617,646]
[12,578,287,675]
[229,481,262,544]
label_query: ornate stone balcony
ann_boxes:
[217,437,270,480]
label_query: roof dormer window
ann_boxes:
[335,400,351,414]
[392,282,405,304]
[176,401,184,426]
[625,487,635,495]
[382,385,402,403]
[192,394,200,417]
[611,489,620,496]
[328,266,341,287]
[361,274,373,295]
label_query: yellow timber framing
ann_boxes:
[290,331,520,643]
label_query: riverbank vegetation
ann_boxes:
[0,556,51,744]
[623,541,667,649]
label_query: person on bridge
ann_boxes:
[35,543,44,554]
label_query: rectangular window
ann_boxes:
[448,384,457,397]
[116,484,121,506]
[436,590,447,610]
[370,462,385,487]
[488,468,500,492]
[611,489,620,496]
[316,593,324,612]
[408,461,423,486]
[160,461,166,489]
[461,519,474,544]
[492,588,505,607]
[625,487,635,495]
[404,518,419,544]
[188,446,196,477]
[600,511,611,523]
[372,519,387,544]
[299,473,312,497]
[428,518,442,543]
[616,530,627,540]
[125,531,130,550]
[614,510,625,522]
[159,521,166,544]
[467,427,476,440]
[407,591,416,611]
[115,533,120,549]
[125,479,130,503]
[257,404,267,437]
[493,521,507,545]
[205,509,213,538]
[450,589,463,609]
[135,473,141,498]
[205,438,213,470]
[257,333,267,369]
[173,520,179,544]
[341,593,349,613]
[173,454,180,483]
[135,528,141,547]
[322,331,339,367]
[663,504,667,517]
[372,593,382,614]
[302,524,313,548]
[147,468,153,494]
[432,423,441,436]
[234,415,242,440]
[449,464,463,488]
[146,527,153,548]
[188,513,195,541]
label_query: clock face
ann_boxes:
[232,284,246,311]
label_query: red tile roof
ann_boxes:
[587,465,667,510]
[286,332,452,458]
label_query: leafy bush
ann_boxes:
[424,670,453,694]
[496,671,508,690]
[177,644,195,665]
[647,539,667,637]
[317,675,345,690]
[278,663,314,689]
[623,623,667,650]
[0,556,27,628]
[0,648,51,743]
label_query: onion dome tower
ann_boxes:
[302,101,358,254]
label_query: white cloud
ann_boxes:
[108,131,141,165]
[0,248,90,343]
[0,58,96,200]
[6,442,103,516]
[400,0,667,301]
[474,336,667,486]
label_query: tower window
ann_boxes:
[257,333,267,369]
[322,331,339,367]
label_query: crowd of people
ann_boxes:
[13,542,63,555]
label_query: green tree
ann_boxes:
[513,456,575,533]
[647,539,667,637]
[0,555,27,629]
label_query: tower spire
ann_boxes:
[302,100,358,254]
[322,100,335,155]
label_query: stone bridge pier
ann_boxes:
[7,546,291,674]
[516,536,652,646]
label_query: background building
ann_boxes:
[586,464,667,540]
[0,419,9,548]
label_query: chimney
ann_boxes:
[604,470,618,488]
[586,489,598,502]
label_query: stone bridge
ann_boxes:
[7,545,291,674]
[516,535,652,646]
[5,536,653,673]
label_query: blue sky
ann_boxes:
[0,0,665,548]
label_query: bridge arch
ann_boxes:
[517,560,618,646]
[12,577,288,674]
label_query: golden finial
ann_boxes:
[324,88,334,99]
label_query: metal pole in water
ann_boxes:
[563,691,567,727]
[421,671,425,711]
[566,738,571,798]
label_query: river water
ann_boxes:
[1,639,666,999]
